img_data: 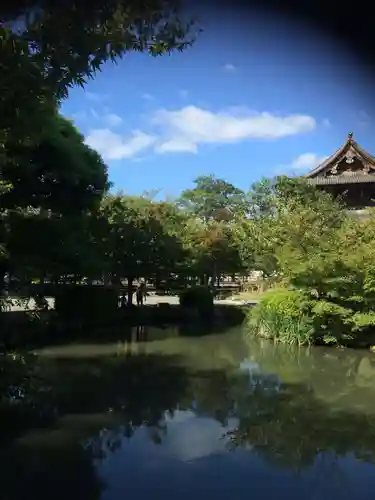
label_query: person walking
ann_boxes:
[136,281,147,306]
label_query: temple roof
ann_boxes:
[308,175,375,186]
[305,132,375,184]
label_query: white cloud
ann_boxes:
[160,410,238,462]
[90,108,99,120]
[359,110,370,121]
[223,63,237,72]
[275,152,329,175]
[358,110,371,128]
[71,111,87,121]
[142,93,154,101]
[84,129,155,160]
[322,118,331,128]
[291,152,328,170]
[155,138,197,154]
[84,105,316,160]
[70,108,120,126]
[152,105,316,153]
[104,113,123,127]
[85,91,107,102]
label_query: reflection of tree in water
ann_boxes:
[245,339,375,412]
[0,352,191,436]
[226,373,375,470]
[3,342,375,498]
[0,441,104,500]
[0,351,192,499]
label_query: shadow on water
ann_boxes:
[2,330,375,499]
[1,304,246,351]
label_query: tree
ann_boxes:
[244,177,375,345]
[247,177,276,219]
[0,182,11,261]
[2,113,109,214]
[246,175,331,220]
[6,211,102,284]
[1,113,109,292]
[1,0,200,149]
[97,195,186,304]
[183,219,245,287]
[178,175,248,222]
[236,176,346,278]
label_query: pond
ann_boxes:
[2,324,375,500]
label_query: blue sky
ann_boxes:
[60,8,375,198]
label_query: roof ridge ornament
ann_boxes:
[348,131,353,141]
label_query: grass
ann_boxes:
[245,288,315,346]
[231,291,265,301]
[247,308,314,346]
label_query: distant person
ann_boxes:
[34,292,49,310]
[136,281,147,306]
[120,293,127,309]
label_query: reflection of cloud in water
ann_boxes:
[239,360,259,372]
[162,410,239,462]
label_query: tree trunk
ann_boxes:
[0,264,6,296]
[211,263,217,290]
[0,270,5,311]
[111,275,121,307]
[127,276,134,306]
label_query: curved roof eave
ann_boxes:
[305,133,375,178]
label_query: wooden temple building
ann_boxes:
[305,133,375,209]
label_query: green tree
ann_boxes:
[247,177,276,218]
[1,113,109,293]
[183,219,245,287]
[178,174,248,222]
[237,176,345,278]
[1,0,200,149]
[97,195,186,304]
[2,113,109,213]
[245,177,375,345]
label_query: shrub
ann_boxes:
[55,285,118,322]
[179,286,214,318]
[247,289,315,346]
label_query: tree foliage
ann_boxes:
[1,0,200,148]
[2,113,109,213]
[178,174,248,222]
[0,112,109,291]
[3,106,375,351]
[184,219,245,284]
[243,177,375,346]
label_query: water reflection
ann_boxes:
[2,327,375,499]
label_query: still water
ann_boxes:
[2,325,375,500]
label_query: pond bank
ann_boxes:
[0,302,249,351]
[245,288,375,351]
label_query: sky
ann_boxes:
[60,7,375,198]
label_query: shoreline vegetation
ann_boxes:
[246,286,375,350]
[1,5,373,352]
[3,174,375,351]
[238,177,375,351]
[4,174,375,351]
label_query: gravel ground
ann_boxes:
[6,293,258,312]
